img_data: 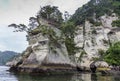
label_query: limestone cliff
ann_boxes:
[70,0,120,69]
[9,0,120,73]
[75,14,120,68]
[9,18,76,74]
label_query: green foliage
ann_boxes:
[29,25,49,35]
[91,49,105,62]
[104,42,120,65]
[78,50,87,62]
[8,17,39,32]
[30,27,41,35]
[61,22,79,56]
[98,49,105,56]
[98,49,106,60]
[87,18,102,26]
[64,38,79,56]
[8,24,28,32]
[9,5,63,32]
[112,0,120,16]
[61,21,76,38]
[94,22,102,26]
[38,5,63,24]
[112,20,120,27]
[70,0,120,26]
[91,57,99,62]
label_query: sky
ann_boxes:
[0,0,90,52]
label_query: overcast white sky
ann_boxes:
[0,0,90,52]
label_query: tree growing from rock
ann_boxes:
[38,5,63,24]
[8,5,63,32]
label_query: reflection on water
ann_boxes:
[15,73,120,81]
[16,74,73,81]
[91,74,97,81]
[0,66,120,81]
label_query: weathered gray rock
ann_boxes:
[9,14,120,73]
[9,18,76,74]
[75,14,120,69]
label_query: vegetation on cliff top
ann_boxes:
[8,5,63,33]
[70,0,120,26]
[38,5,63,24]
[8,5,79,58]
[69,0,120,65]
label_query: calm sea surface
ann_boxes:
[0,66,120,81]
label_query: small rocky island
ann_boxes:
[7,0,120,74]
[8,6,77,74]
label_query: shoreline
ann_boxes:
[8,65,120,75]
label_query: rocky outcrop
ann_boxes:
[75,14,120,69]
[9,18,76,74]
[9,14,120,73]
[8,0,120,73]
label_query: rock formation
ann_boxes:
[9,18,76,74]
[8,0,120,73]
[75,14,120,69]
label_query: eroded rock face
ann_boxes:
[9,19,76,74]
[9,14,120,73]
[75,14,120,68]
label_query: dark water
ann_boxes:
[0,66,120,81]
